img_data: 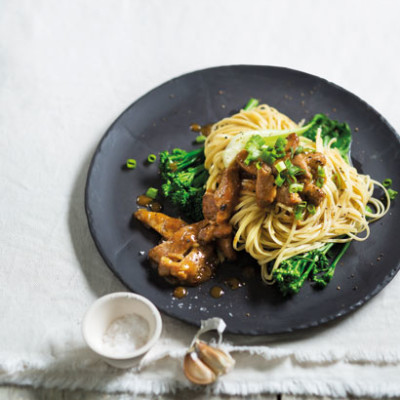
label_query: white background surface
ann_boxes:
[1,0,400,397]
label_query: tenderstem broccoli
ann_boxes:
[272,242,351,296]
[159,147,209,221]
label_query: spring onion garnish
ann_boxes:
[388,188,398,200]
[317,165,325,177]
[289,183,304,193]
[261,148,277,165]
[285,159,304,179]
[147,154,157,163]
[381,178,397,199]
[333,173,343,189]
[274,137,287,158]
[243,98,259,111]
[126,159,137,169]
[195,135,207,143]
[294,146,304,155]
[316,177,324,188]
[275,160,287,173]
[307,204,316,215]
[383,178,392,188]
[294,201,307,220]
[146,187,158,199]
[275,173,285,187]
[365,204,374,214]
[256,161,263,170]
[244,134,264,164]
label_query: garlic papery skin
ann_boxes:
[195,340,235,376]
[183,351,216,385]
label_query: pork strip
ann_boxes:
[285,133,299,153]
[214,163,241,224]
[292,153,312,181]
[236,150,258,176]
[256,164,277,208]
[275,185,302,206]
[148,221,206,263]
[217,236,237,261]
[158,245,216,285]
[303,182,326,206]
[306,153,327,178]
[202,191,219,221]
[134,209,187,240]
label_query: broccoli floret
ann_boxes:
[272,242,350,296]
[159,147,208,222]
[273,258,315,296]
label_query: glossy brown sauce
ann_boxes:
[136,195,162,212]
[136,195,153,206]
[149,201,162,212]
[210,286,225,298]
[190,123,213,137]
[173,286,188,299]
[224,277,244,290]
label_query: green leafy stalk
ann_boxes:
[303,114,352,160]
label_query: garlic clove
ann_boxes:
[195,340,235,376]
[183,351,217,385]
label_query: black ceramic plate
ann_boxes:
[85,65,400,335]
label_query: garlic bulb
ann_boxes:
[183,350,216,385]
[183,340,235,385]
[195,340,235,376]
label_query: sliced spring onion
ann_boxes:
[383,178,392,188]
[243,98,259,111]
[317,165,325,177]
[195,135,207,143]
[222,123,314,168]
[289,183,304,193]
[147,154,157,163]
[285,159,304,177]
[146,187,158,199]
[274,137,287,153]
[275,160,287,173]
[365,204,374,214]
[307,204,316,214]
[275,173,285,187]
[333,173,343,189]
[294,201,307,220]
[126,159,137,169]
[261,148,277,165]
[388,188,398,200]
[294,146,304,155]
[316,177,324,188]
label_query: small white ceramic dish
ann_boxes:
[82,292,162,368]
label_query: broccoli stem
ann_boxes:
[331,241,351,269]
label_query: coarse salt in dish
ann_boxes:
[82,292,162,368]
[102,313,150,356]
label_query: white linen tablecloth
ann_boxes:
[1,0,400,397]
